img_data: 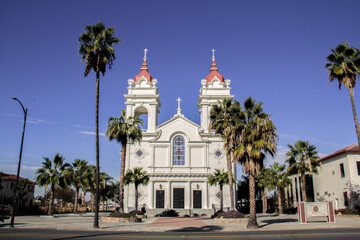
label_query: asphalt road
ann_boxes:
[1,228,360,240]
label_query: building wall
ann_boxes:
[0,178,35,207]
[123,116,235,214]
[313,153,360,209]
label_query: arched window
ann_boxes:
[173,136,185,165]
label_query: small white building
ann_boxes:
[123,49,236,216]
[0,172,35,207]
[313,144,360,209]
[288,144,360,210]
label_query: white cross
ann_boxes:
[144,48,148,60]
[211,49,216,61]
[177,97,182,109]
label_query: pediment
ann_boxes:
[154,114,203,142]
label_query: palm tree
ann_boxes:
[78,22,120,228]
[66,159,90,214]
[256,167,270,213]
[209,98,241,210]
[83,165,110,212]
[286,140,319,202]
[99,177,114,211]
[105,109,143,213]
[325,42,360,151]
[124,167,149,211]
[208,169,229,212]
[233,97,278,229]
[266,162,291,214]
[35,153,71,215]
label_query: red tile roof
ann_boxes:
[134,60,153,82]
[0,172,35,184]
[318,144,359,162]
[206,60,224,82]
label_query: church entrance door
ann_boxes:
[193,190,202,208]
[156,190,165,208]
[173,188,184,208]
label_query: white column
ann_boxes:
[187,181,191,209]
[150,181,154,209]
[167,181,171,209]
[204,182,209,209]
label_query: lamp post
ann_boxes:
[10,97,27,228]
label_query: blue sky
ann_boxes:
[1,0,360,196]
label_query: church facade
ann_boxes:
[123,50,236,216]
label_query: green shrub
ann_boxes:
[155,209,179,217]
[223,210,245,218]
[109,212,136,218]
[211,210,225,219]
[129,210,143,216]
[283,206,297,214]
[337,208,360,215]
[16,205,45,215]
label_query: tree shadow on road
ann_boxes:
[165,225,223,232]
[259,218,298,228]
[51,231,138,240]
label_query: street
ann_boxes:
[1,228,360,240]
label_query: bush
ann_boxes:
[283,206,297,214]
[16,205,45,216]
[223,210,245,218]
[109,212,136,218]
[129,210,143,216]
[211,210,225,219]
[212,210,245,218]
[155,209,179,217]
[337,208,360,215]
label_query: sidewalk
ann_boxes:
[1,213,360,232]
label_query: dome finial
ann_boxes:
[211,49,216,61]
[144,48,148,61]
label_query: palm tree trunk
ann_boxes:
[119,142,127,213]
[348,87,360,152]
[277,186,283,214]
[135,184,138,211]
[247,172,259,228]
[91,192,95,212]
[220,185,223,211]
[94,71,100,228]
[48,186,54,216]
[301,173,307,202]
[226,148,235,210]
[262,187,267,213]
[74,187,79,214]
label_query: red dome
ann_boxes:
[134,60,153,82]
[205,60,224,82]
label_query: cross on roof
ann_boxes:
[211,49,216,61]
[176,97,182,115]
[177,97,182,109]
[144,48,148,60]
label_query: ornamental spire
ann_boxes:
[134,48,153,82]
[205,48,224,82]
[209,49,219,72]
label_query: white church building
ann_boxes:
[124,49,236,216]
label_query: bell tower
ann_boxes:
[198,49,234,133]
[124,49,161,133]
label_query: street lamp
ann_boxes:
[10,97,27,228]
